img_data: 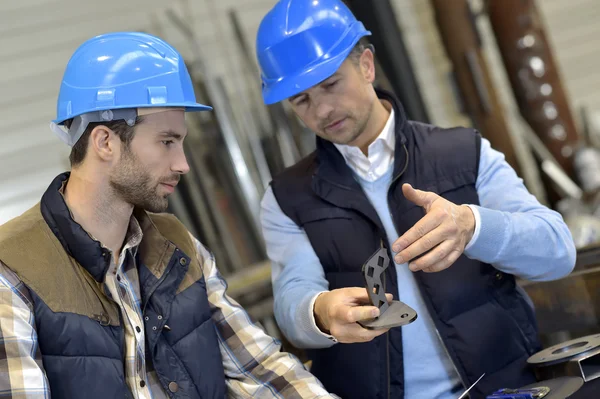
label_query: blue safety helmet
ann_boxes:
[51,32,211,146]
[256,0,371,105]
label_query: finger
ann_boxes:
[337,305,381,324]
[408,240,454,272]
[333,323,389,344]
[421,247,463,273]
[338,287,377,303]
[395,223,445,264]
[392,212,443,254]
[402,183,439,209]
[342,287,393,306]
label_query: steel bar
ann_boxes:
[344,0,430,123]
[430,0,522,176]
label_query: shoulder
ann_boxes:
[0,203,45,245]
[272,151,318,184]
[270,151,320,204]
[408,121,480,150]
[407,121,481,166]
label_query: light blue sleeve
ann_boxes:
[260,186,338,349]
[464,137,576,281]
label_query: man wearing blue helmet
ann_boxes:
[257,1,576,398]
[0,32,337,398]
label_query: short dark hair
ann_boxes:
[65,117,144,167]
[348,37,374,65]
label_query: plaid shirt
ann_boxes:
[0,216,337,399]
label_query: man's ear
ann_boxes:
[360,47,376,84]
[89,125,118,162]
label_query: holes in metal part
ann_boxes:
[552,341,588,355]
[367,266,375,278]
[373,284,380,295]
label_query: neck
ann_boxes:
[63,169,133,261]
[354,99,391,156]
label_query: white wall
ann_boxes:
[1,0,599,225]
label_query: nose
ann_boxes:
[172,147,190,175]
[314,96,335,120]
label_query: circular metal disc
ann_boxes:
[358,300,417,330]
[517,376,583,399]
[528,334,600,366]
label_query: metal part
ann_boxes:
[358,248,417,329]
[520,123,583,200]
[573,147,600,193]
[165,9,264,237]
[528,334,600,382]
[228,9,273,190]
[430,0,522,175]
[487,0,582,180]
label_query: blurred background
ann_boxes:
[2,0,600,363]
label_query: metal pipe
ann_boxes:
[165,9,264,237]
[487,0,582,179]
[429,0,523,176]
[344,0,430,123]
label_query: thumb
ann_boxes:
[402,183,437,208]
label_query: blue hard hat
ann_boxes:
[256,0,371,105]
[53,31,210,126]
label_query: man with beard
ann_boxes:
[0,32,336,399]
[256,1,576,398]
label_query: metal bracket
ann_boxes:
[358,248,417,330]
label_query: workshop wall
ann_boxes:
[0,0,599,225]
[0,0,274,225]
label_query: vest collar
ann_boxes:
[314,88,408,187]
[40,172,172,283]
[40,172,110,282]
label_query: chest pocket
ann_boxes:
[297,207,381,275]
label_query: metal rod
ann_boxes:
[344,0,430,123]
[165,9,264,236]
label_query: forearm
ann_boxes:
[225,349,339,399]
[465,137,576,281]
[195,237,335,398]
[0,264,50,398]
[464,205,576,281]
[273,280,335,349]
[261,186,337,349]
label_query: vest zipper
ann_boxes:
[384,145,408,398]
[434,327,468,392]
[385,144,467,394]
[387,333,391,399]
[380,239,391,399]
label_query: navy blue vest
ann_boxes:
[271,90,541,399]
[0,173,226,398]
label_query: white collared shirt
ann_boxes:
[334,109,396,182]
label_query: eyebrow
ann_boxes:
[158,130,185,140]
[290,73,341,102]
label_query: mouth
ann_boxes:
[325,117,346,132]
[160,182,178,193]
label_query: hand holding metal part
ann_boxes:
[313,287,394,343]
[313,247,417,341]
[358,248,417,330]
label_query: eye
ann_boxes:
[161,140,174,147]
[325,80,338,89]
[293,96,308,106]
